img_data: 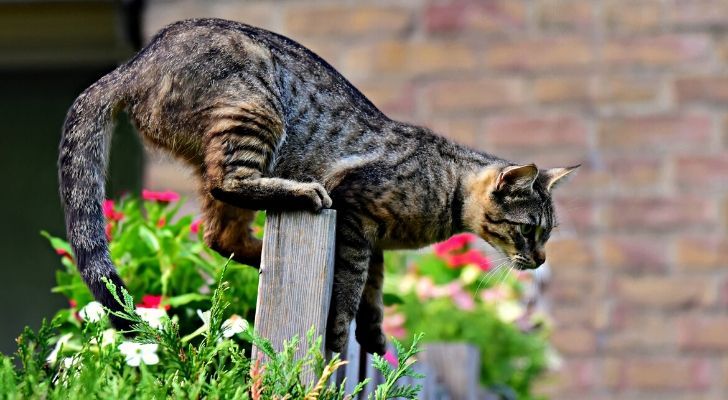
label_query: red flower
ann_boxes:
[156,216,166,228]
[433,233,477,257]
[445,249,491,271]
[190,219,202,234]
[105,223,114,241]
[102,199,124,221]
[138,294,170,310]
[142,189,180,203]
[68,299,78,309]
[55,248,74,262]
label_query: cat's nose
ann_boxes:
[534,250,546,267]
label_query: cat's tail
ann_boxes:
[58,69,132,330]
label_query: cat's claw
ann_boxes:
[299,182,332,211]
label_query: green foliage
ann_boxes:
[0,265,423,399]
[383,234,554,399]
[43,195,259,335]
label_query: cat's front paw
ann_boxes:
[295,182,332,212]
[356,326,386,355]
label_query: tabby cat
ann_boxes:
[59,18,577,354]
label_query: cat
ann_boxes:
[59,18,578,355]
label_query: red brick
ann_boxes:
[667,0,728,28]
[604,0,663,33]
[596,75,661,104]
[604,34,712,67]
[606,310,675,352]
[532,76,593,104]
[553,198,597,233]
[424,78,524,113]
[484,114,588,152]
[424,0,526,34]
[486,37,594,72]
[677,236,728,270]
[284,6,410,37]
[357,81,415,116]
[675,154,728,192]
[623,357,711,390]
[427,117,481,148]
[605,156,663,192]
[545,238,595,269]
[601,236,668,273]
[537,0,594,31]
[551,327,596,355]
[603,197,714,231]
[342,41,477,76]
[679,316,728,351]
[551,303,600,328]
[598,114,712,152]
[615,276,713,309]
[550,270,595,303]
[676,76,728,104]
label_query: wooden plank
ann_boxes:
[252,210,337,371]
[422,343,480,400]
[342,321,362,395]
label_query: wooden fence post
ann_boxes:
[422,343,480,400]
[252,210,337,365]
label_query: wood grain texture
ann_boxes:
[342,321,362,395]
[422,343,480,400]
[252,210,337,365]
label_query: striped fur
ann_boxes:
[58,18,577,354]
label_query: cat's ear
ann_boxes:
[542,165,580,191]
[495,164,539,192]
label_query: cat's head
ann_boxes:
[463,164,578,270]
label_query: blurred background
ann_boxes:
[1,0,726,398]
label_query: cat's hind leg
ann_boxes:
[355,249,387,355]
[200,192,263,268]
[204,103,331,212]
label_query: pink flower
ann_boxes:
[445,249,491,271]
[142,189,180,203]
[102,200,124,221]
[382,311,407,339]
[156,216,166,228]
[447,282,475,311]
[190,219,202,234]
[138,294,170,311]
[415,277,437,300]
[480,287,507,303]
[68,299,77,309]
[383,350,398,367]
[433,233,477,257]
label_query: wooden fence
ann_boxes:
[253,211,490,399]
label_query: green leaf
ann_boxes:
[137,226,160,252]
[382,293,404,306]
[164,293,209,308]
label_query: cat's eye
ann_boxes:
[519,224,534,235]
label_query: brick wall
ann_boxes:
[143,1,728,398]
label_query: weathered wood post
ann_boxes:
[421,343,481,400]
[252,210,337,364]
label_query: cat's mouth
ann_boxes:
[511,255,540,270]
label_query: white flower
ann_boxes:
[46,333,73,365]
[79,301,105,322]
[135,307,167,329]
[221,315,248,338]
[90,328,118,347]
[197,309,211,327]
[118,342,159,367]
[496,301,525,324]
